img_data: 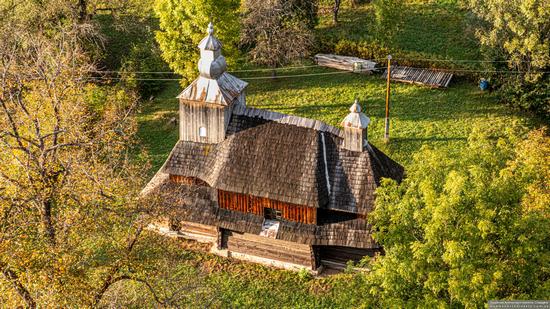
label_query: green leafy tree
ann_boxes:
[366,125,550,307]
[154,0,240,83]
[465,0,550,116]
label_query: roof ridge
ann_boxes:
[232,105,343,137]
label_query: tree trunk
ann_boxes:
[1,264,36,308]
[333,0,341,24]
[77,0,87,22]
[42,199,56,245]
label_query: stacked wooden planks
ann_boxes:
[383,66,453,88]
[314,53,376,74]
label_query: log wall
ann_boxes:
[224,230,315,268]
[169,174,208,186]
[218,189,317,225]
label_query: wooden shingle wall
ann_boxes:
[342,127,366,152]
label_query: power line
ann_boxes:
[372,57,533,63]
[383,67,549,74]
[92,64,322,75]
[84,70,354,81]
[230,64,321,73]
[84,68,549,82]
[92,58,540,76]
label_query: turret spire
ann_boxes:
[207,22,214,35]
[341,98,370,152]
[197,22,226,79]
[342,98,370,129]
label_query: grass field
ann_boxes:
[316,1,481,61]
[137,67,534,174]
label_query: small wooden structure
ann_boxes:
[382,66,453,88]
[143,24,404,274]
[314,54,376,74]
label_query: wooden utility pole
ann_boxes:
[384,54,392,143]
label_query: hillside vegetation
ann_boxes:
[1,0,547,307]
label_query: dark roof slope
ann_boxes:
[164,108,403,215]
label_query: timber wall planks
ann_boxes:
[218,189,317,225]
[169,175,209,186]
[225,231,314,268]
[179,99,233,143]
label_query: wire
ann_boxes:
[373,57,533,63]
[83,67,549,83]
[84,70,354,81]
[92,58,540,76]
[92,64,322,75]
[382,66,549,74]
[230,64,321,73]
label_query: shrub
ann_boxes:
[498,75,550,119]
[119,40,171,99]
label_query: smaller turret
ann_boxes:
[341,99,370,152]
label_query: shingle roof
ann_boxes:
[163,108,403,215]
[177,73,248,105]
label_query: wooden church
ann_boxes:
[143,23,404,273]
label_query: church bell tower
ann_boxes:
[177,23,248,144]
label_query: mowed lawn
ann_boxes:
[316,1,481,64]
[137,67,533,175]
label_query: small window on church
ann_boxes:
[264,208,282,221]
[199,126,207,137]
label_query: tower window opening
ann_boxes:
[199,126,207,137]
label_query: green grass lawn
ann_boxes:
[137,67,534,175]
[316,1,481,66]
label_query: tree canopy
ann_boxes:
[154,0,240,83]
[365,125,550,307]
[240,0,314,70]
[465,0,550,116]
[0,15,199,307]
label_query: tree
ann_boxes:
[0,16,205,307]
[465,0,550,116]
[76,0,156,21]
[364,125,550,307]
[289,0,319,29]
[333,0,341,24]
[154,0,240,83]
[241,0,314,73]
